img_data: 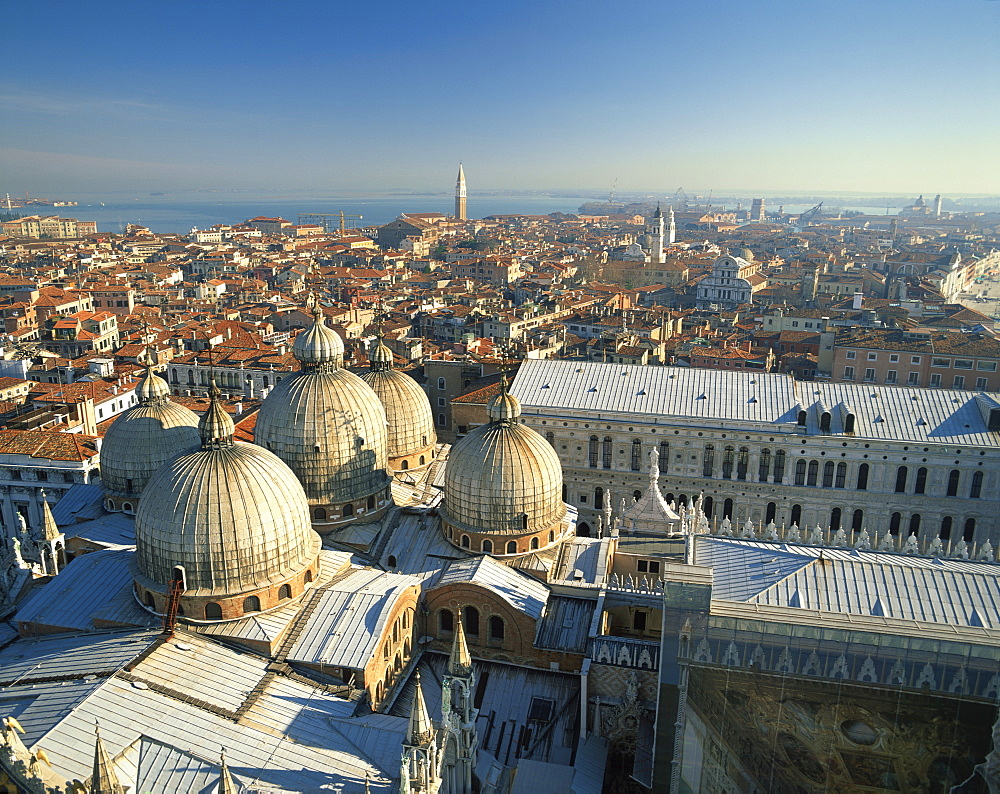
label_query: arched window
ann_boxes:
[419,455,425,465]
[678,494,688,507]
[765,502,776,524]
[602,437,612,469]
[795,459,807,486]
[530,537,539,550]
[489,615,505,641]
[367,495,376,510]
[830,507,842,531]
[889,512,902,535]
[205,603,223,620]
[548,530,555,543]
[313,507,326,520]
[857,463,869,491]
[703,445,715,477]
[971,471,984,499]
[460,534,470,548]
[506,540,517,554]
[631,439,642,471]
[438,413,447,427]
[852,509,864,532]
[964,518,976,542]
[908,513,921,535]
[545,431,555,448]
[343,503,354,517]
[822,461,834,488]
[464,606,480,636]
[437,377,446,390]
[123,502,134,514]
[521,514,528,531]
[807,460,819,486]
[758,449,771,482]
[844,413,856,434]
[577,521,591,537]
[723,498,734,520]
[819,411,831,433]
[797,410,807,426]
[939,516,953,539]
[835,462,847,489]
[243,595,261,613]
[588,436,599,468]
[791,504,802,526]
[659,440,669,472]
[721,446,735,479]
[737,447,749,480]
[387,555,397,568]
[401,459,409,470]
[304,570,314,583]
[773,450,786,483]
[894,466,908,493]
[482,539,493,553]
[633,489,642,501]
[278,583,292,600]
[594,487,604,510]
[946,469,960,497]
[438,609,454,633]
[914,467,928,495]
[703,496,713,517]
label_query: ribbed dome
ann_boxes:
[443,394,565,537]
[134,440,320,596]
[293,302,344,369]
[361,368,436,462]
[100,369,200,497]
[255,368,390,505]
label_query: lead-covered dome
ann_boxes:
[441,381,566,556]
[134,386,320,619]
[255,300,391,528]
[361,336,436,473]
[100,367,200,501]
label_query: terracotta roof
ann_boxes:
[0,429,98,461]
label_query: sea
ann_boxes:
[7,190,897,236]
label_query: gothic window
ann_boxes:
[773,450,786,483]
[703,445,715,477]
[857,463,869,490]
[758,449,771,482]
[947,469,960,497]
[631,439,642,471]
[721,446,735,479]
[970,471,983,499]
[807,460,819,486]
[894,466,908,493]
[822,461,834,488]
[588,436,599,468]
[795,459,807,486]
[602,437,612,469]
[914,467,928,495]
[737,447,749,480]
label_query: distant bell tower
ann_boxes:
[667,207,677,245]
[455,163,467,220]
[646,205,665,264]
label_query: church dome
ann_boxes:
[255,303,391,527]
[441,383,566,555]
[361,337,436,472]
[100,368,200,500]
[293,302,344,367]
[134,387,320,617]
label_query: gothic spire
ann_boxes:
[90,723,124,794]
[407,671,434,746]
[218,748,239,794]
[449,609,473,675]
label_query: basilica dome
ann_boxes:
[100,367,200,507]
[254,301,391,529]
[361,336,436,473]
[441,380,567,556]
[133,387,321,621]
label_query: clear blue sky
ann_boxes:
[3,0,998,195]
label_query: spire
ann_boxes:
[449,609,473,675]
[455,163,468,220]
[218,749,239,794]
[90,723,124,794]
[198,381,235,449]
[407,671,434,746]
[39,492,60,543]
[369,310,395,372]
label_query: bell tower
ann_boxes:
[455,164,467,221]
[441,611,478,793]
[646,205,664,264]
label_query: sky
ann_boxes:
[2,0,999,196]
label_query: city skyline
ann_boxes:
[3,0,999,196]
